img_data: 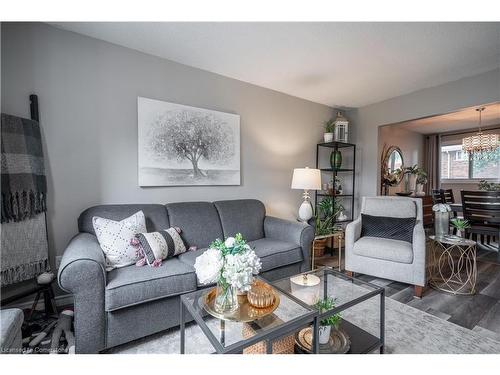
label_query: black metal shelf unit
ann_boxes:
[314,141,356,225]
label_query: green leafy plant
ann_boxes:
[416,169,428,185]
[478,180,500,191]
[323,119,335,133]
[450,218,471,231]
[314,297,342,328]
[315,197,344,236]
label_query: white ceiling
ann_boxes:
[49,22,500,108]
[392,102,500,134]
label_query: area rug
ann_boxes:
[108,278,500,354]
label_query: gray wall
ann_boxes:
[378,125,425,195]
[348,68,500,204]
[1,22,334,264]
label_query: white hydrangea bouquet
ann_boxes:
[194,233,262,313]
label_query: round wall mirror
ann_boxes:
[380,145,404,194]
[386,148,403,173]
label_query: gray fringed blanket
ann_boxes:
[1,113,47,222]
[1,113,48,285]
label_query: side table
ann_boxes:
[428,235,477,295]
[311,231,343,271]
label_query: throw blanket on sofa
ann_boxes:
[1,113,48,285]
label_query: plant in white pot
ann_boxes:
[314,297,341,344]
[415,169,428,196]
[323,119,335,143]
[450,218,471,238]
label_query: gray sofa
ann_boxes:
[58,199,314,353]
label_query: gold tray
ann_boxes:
[295,326,351,354]
[203,286,280,322]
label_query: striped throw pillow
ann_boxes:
[132,227,187,267]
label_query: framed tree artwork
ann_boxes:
[138,97,240,186]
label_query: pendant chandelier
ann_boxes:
[462,107,499,158]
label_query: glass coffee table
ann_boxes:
[272,267,385,354]
[180,268,384,354]
[180,277,317,354]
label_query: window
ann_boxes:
[441,143,499,180]
[472,148,500,179]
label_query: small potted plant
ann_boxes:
[450,218,471,238]
[415,169,427,196]
[314,297,342,344]
[323,119,335,143]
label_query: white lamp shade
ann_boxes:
[291,168,321,190]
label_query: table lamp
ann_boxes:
[291,167,321,222]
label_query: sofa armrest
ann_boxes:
[57,233,106,353]
[412,223,426,286]
[264,216,315,272]
[345,217,362,254]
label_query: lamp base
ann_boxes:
[298,199,313,222]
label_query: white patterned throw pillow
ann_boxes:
[92,211,147,270]
[131,227,188,267]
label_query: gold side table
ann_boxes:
[428,235,477,295]
[311,231,344,271]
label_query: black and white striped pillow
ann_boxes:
[132,227,187,267]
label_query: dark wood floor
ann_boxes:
[316,243,500,342]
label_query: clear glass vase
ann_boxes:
[214,281,238,314]
[434,211,450,237]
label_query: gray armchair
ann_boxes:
[345,196,426,297]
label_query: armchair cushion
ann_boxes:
[361,214,416,243]
[105,258,197,311]
[353,236,413,264]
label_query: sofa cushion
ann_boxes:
[79,204,169,236]
[214,199,265,241]
[178,248,212,287]
[248,238,303,272]
[178,238,303,285]
[166,202,223,249]
[105,258,197,311]
[353,236,413,264]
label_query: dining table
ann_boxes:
[449,203,463,213]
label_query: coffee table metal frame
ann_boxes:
[180,276,318,354]
[272,267,385,354]
[428,235,477,295]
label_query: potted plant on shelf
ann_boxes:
[313,197,344,257]
[314,297,342,344]
[450,218,471,238]
[323,119,335,143]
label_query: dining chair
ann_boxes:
[461,190,500,249]
[431,189,444,205]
